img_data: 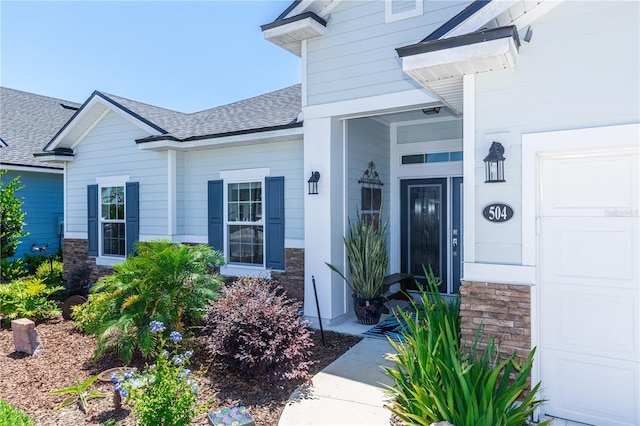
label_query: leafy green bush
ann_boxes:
[383,268,548,426]
[0,399,35,426]
[36,259,66,291]
[113,321,203,426]
[73,239,224,362]
[0,278,63,322]
[0,170,28,259]
[23,252,58,275]
[203,276,315,383]
[0,258,27,283]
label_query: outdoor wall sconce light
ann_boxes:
[308,171,320,195]
[484,141,506,183]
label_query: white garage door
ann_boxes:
[539,148,639,425]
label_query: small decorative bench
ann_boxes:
[382,273,414,301]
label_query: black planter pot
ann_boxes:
[352,295,385,325]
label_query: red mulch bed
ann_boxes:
[0,317,361,425]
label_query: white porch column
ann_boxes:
[303,116,348,325]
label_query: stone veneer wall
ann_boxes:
[271,248,305,302]
[459,281,531,360]
[63,239,114,285]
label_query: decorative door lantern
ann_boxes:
[307,171,320,195]
[484,141,506,183]
[359,161,383,224]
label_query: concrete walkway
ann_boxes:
[278,338,396,426]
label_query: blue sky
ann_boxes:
[1,1,300,112]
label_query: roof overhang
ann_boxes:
[261,12,327,56]
[34,149,75,163]
[397,26,520,114]
[136,125,303,152]
[0,163,65,173]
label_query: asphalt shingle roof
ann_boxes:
[100,84,302,141]
[0,87,80,169]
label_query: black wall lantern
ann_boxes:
[308,171,320,195]
[484,141,506,183]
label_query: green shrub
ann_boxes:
[0,258,27,283]
[23,252,55,275]
[113,322,203,426]
[203,276,315,383]
[36,259,65,290]
[73,239,224,363]
[0,170,28,259]
[0,277,63,322]
[0,399,35,426]
[383,268,548,426]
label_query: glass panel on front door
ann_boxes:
[401,177,461,295]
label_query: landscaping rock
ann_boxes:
[11,318,43,355]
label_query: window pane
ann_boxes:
[103,223,126,256]
[228,203,239,221]
[229,183,239,202]
[227,225,263,265]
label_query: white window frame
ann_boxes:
[385,0,423,23]
[220,168,271,277]
[95,175,129,266]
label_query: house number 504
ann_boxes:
[482,203,514,222]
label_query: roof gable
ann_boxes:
[44,85,302,153]
[0,87,80,169]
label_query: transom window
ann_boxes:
[227,182,263,265]
[101,186,125,257]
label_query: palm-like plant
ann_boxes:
[48,375,105,414]
[73,239,224,362]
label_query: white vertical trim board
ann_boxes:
[167,150,177,236]
[462,74,476,266]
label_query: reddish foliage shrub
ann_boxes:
[203,276,315,383]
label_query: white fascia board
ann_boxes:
[402,36,518,77]
[444,1,519,38]
[444,0,565,37]
[33,154,74,163]
[137,127,303,152]
[303,89,440,120]
[1,164,64,174]
[263,15,326,40]
[285,0,316,18]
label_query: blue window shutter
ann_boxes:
[87,184,98,257]
[265,176,285,270]
[126,182,139,256]
[208,180,223,251]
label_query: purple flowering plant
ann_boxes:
[111,321,203,426]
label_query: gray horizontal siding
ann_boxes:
[65,111,167,236]
[306,0,469,106]
[182,139,304,243]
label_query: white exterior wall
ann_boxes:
[305,0,468,106]
[181,139,304,245]
[472,0,640,265]
[65,111,167,238]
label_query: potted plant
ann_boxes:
[326,209,389,325]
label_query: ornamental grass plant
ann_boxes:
[0,399,36,426]
[326,208,388,299]
[384,267,549,426]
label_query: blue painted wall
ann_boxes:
[3,170,63,260]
